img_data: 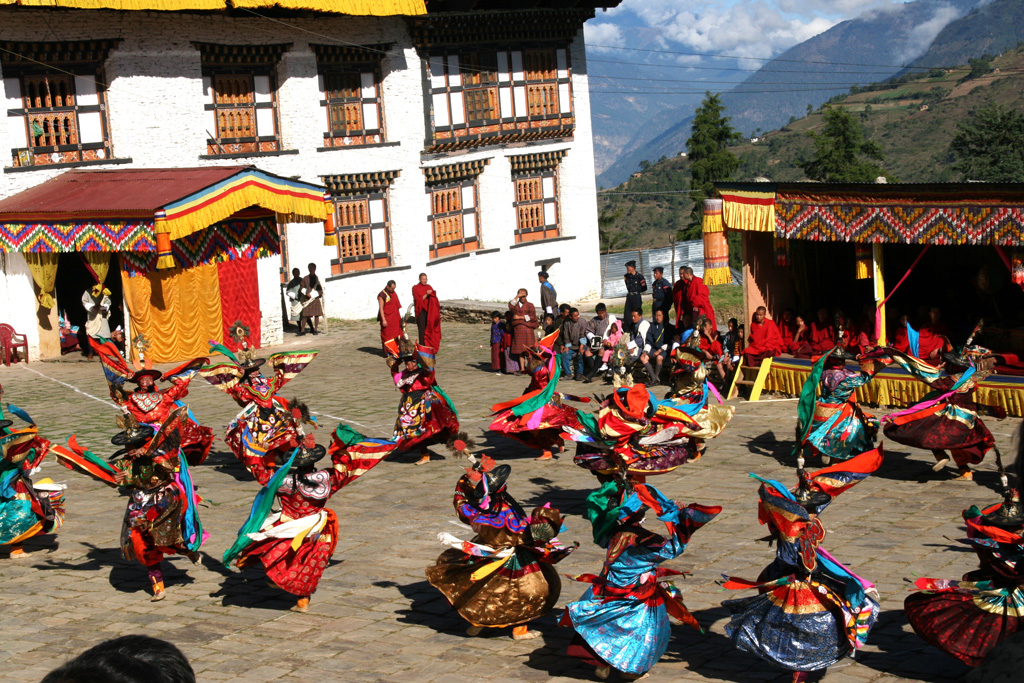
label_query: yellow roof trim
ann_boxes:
[0,0,426,14]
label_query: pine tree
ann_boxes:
[799,106,888,182]
[950,105,1024,182]
[685,92,741,239]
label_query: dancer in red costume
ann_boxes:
[90,336,214,466]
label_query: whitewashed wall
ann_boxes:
[0,11,603,348]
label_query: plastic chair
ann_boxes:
[0,323,29,366]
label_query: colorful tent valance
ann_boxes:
[718,185,776,233]
[0,166,329,269]
[0,0,426,14]
[715,182,1024,246]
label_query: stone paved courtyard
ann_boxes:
[0,322,1019,682]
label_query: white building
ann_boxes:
[0,0,615,361]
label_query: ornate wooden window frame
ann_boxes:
[312,43,391,149]
[425,46,573,153]
[195,43,290,157]
[424,159,489,259]
[322,170,399,275]
[510,150,566,243]
[2,40,119,170]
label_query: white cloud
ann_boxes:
[596,0,975,60]
[895,4,964,62]
[584,22,626,52]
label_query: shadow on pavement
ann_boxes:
[856,609,970,682]
[208,554,342,610]
[32,542,196,595]
[384,578,468,636]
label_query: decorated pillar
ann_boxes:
[855,243,872,279]
[702,198,731,285]
[872,243,886,345]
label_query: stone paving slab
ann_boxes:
[1,322,1019,682]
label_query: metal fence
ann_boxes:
[599,240,739,298]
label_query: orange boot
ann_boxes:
[291,596,310,612]
[511,624,540,640]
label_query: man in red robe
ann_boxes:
[682,267,716,328]
[671,266,689,328]
[377,280,404,354]
[743,306,783,366]
[412,273,442,350]
[808,308,836,354]
[917,306,950,361]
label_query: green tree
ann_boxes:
[685,92,741,238]
[799,106,888,182]
[950,105,1024,182]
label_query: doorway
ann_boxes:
[56,252,124,356]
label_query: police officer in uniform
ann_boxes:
[622,260,647,334]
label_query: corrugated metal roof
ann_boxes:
[0,167,248,218]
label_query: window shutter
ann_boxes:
[511,51,524,81]
[429,56,446,89]
[360,72,375,98]
[447,55,461,87]
[253,75,272,103]
[74,76,99,106]
[559,83,571,114]
[362,102,379,130]
[78,111,104,143]
[497,52,510,82]
[556,49,568,78]
[432,92,450,127]
[449,92,465,125]
[462,210,477,238]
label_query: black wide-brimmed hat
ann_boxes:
[472,464,511,499]
[110,423,156,459]
[129,368,163,384]
[0,419,12,431]
[277,444,326,471]
[241,357,267,373]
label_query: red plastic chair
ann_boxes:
[0,324,28,366]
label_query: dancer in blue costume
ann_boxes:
[561,478,721,680]
[795,345,890,464]
[723,448,883,682]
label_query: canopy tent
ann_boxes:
[0,0,426,14]
[706,182,1024,415]
[0,166,331,362]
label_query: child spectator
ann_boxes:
[502,311,520,375]
[722,318,741,364]
[489,311,504,374]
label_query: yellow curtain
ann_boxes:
[24,253,59,309]
[81,252,111,291]
[121,263,223,363]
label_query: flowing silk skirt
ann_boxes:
[804,400,877,461]
[905,586,1024,667]
[565,587,670,675]
[489,401,581,453]
[426,545,560,627]
[239,509,340,596]
[394,389,459,452]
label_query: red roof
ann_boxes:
[0,167,249,218]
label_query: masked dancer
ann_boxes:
[562,478,720,680]
[200,323,318,474]
[53,411,205,601]
[90,336,214,466]
[0,387,65,558]
[385,338,459,465]
[489,330,587,462]
[427,449,576,639]
[722,448,883,682]
[223,423,397,612]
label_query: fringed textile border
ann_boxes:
[158,170,328,244]
[0,221,155,253]
[764,357,1024,417]
[121,218,280,275]
[720,187,776,232]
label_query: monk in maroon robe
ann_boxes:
[377,280,404,350]
[412,273,442,350]
[808,308,836,354]
[917,306,950,361]
[509,288,539,371]
[743,306,783,366]
[671,266,688,328]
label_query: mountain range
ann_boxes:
[593,0,1024,189]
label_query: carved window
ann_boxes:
[426,46,573,151]
[428,179,479,259]
[513,169,559,242]
[2,41,117,169]
[331,192,392,274]
[321,68,384,147]
[197,43,289,157]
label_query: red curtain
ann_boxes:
[217,257,262,351]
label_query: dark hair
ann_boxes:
[653,266,663,274]
[291,267,301,276]
[728,317,738,326]
[386,279,396,288]
[490,310,502,318]
[42,635,195,683]
[595,303,607,312]
[559,303,570,312]
[631,308,643,317]
[544,313,555,321]
[569,307,579,315]
[307,263,316,270]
